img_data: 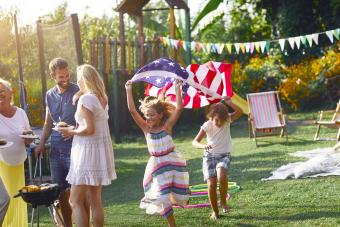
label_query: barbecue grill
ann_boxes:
[14,157,66,227]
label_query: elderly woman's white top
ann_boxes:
[0,107,30,166]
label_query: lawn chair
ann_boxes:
[247,91,287,147]
[314,99,340,141]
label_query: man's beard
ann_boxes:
[57,81,70,89]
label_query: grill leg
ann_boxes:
[47,206,58,227]
[37,207,39,227]
[30,207,35,227]
[51,203,66,227]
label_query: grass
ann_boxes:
[32,113,340,226]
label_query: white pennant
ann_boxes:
[234,43,240,54]
[294,36,301,49]
[288,37,295,49]
[306,34,313,47]
[326,31,334,43]
[260,41,266,53]
[312,33,319,45]
[191,41,196,51]
[278,39,285,51]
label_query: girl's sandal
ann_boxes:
[210,212,219,220]
[222,204,230,213]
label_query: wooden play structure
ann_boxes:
[88,0,192,143]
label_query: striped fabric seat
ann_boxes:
[247,91,287,147]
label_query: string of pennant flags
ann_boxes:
[159,27,339,55]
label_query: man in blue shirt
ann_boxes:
[35,58,79,227]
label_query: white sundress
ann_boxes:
[66,93,116,186]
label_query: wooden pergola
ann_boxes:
[115,0,191,68]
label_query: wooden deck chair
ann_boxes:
[247,91,287,147]
[314,99,340,141]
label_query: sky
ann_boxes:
[0,0,211,27]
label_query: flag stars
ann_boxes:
[156,78,162,84]
[168,62,175,67]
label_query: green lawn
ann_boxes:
[34,113,340,226]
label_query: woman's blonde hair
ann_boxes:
[77,64,108,102]
[139,96,175,124]
[207,102,229,122]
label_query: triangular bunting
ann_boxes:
[260,41,266,53]
[234,43,240,54]
[278,39,285,51]
[217,43,225,54]
[245,43,250,53]
[294,36,301,49]
[254,42,261,53]
[182,41,187,51]
[191,41,196,51]
[250,42,255,54]
[174,39,180,49]
[306,34,313,47]
[326,31,334,43]
[288,37,295,49]
[300,36,307,46]
[312,33,319,45]
[240,43,246,54]
[333,29,340,40]
[265,41,270,53]
[205,43,211,53]
[226,43,232,53]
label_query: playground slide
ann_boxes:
[231,93,249,114]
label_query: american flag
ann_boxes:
[131,58,233,108]
[131,58,189,87]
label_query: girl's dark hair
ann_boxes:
[139,96,175,124]
[207,103,229,121]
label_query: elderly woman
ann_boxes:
[0,78,31,226]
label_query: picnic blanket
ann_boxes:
[263,147,340,180]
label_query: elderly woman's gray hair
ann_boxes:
[0,78,12,91]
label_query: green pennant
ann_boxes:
[265,41,270,52]
[333,29,339,40]
[300,36,307,46]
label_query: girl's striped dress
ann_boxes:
[140,130,190,218]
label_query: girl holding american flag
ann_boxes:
[125,79,190,227]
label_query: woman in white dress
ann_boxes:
[59,65,116,227]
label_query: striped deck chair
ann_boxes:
[247,91,287,147]
[314,99,340,141]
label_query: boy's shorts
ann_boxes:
[202,152,231,181]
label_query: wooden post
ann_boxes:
[152,34,160,60]
[71,14,83,65]
[184,9,191,64]
[112,38,121,143]
[13,14,26,111]
[169,7,176,60]
[101,37,109,92]
[36,20,47,111]
[137,14,145,67]
[127,38,132,74]
[119,12,128,133]
[119,12,126,72]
